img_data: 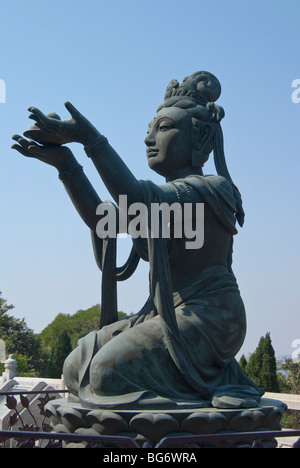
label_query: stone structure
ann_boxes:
[46,396,286,448]
[2,354,18,382]
[12,71,286,446]
[0,375,65,447]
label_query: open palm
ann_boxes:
[23,101,99,146]
[12,135,76,171]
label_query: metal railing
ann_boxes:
[1,426,300,449]
[1,389,300,448]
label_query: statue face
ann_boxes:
[145,106,193,178]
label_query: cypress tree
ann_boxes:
[239,354,248,373]
[245,332,280,392]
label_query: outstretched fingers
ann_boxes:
[11,134,43,157]
[64,101,82,120]
[27,107,46,123]
[11,142,30,157]
[28,107,60,132]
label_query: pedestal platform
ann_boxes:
[46,397,287,448]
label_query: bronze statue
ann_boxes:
[12,71,263,410]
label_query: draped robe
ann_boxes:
[63,175,263,409]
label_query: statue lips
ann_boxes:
[146,148,159,158]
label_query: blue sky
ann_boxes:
[0,0,299,360]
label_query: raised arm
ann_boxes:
[24,102,143,205]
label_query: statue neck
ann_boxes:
[165,166,203,182]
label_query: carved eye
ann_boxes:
[159,122,172,131]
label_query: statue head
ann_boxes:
[157,71,224,169]
[145,71,244,227]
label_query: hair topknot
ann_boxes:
[164,71,221,105]
[160,71,244,227]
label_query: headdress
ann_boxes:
[162,71,244,227]
[164,71,221,106]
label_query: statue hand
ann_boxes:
[23,102,100,146]
[11,135,77,171]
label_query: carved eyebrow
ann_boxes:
[148,116,178,130]
[156,117,178,126]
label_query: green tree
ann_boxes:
[239,354,248,373]
[277,357,300,394]
[245,332,280,392]
[39,304,126,377]
[0,292,47,376]
[39,304,126,351]
[0,292,14,332]
[46,329,72,378]
[277,357,300,429]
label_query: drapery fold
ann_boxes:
[64,175,263,409]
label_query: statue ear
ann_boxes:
[191,123,215,167]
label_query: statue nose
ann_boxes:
[144,130,155,146]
